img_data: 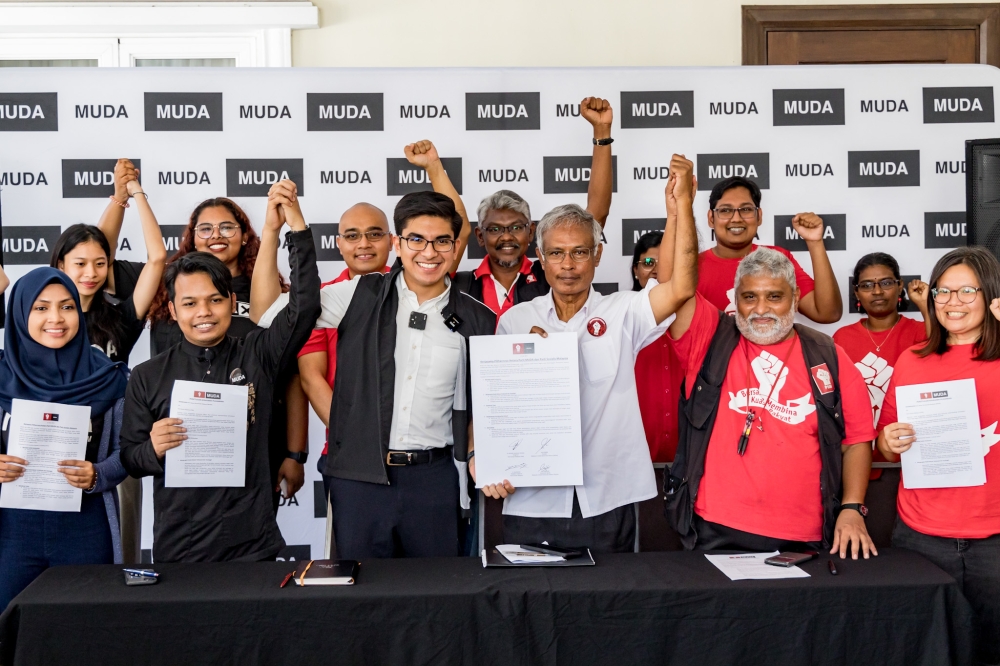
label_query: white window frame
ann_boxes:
[0,2,318,67]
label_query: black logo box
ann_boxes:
[848,150,920,188]
[386,157,462,195]
[773,214,847,252]
[924,211,967,248]
[159,225,188,255]
[923,87,995,124]
[144,93,223,131]
[542,156,618,194]
[307,93,384,131]
[310,223,344,261]
[697,153,769,191]
[62,159,142,198]
[226,159,304,197]
[466,92,540,131]
[772,89,845,126]
[467,221,538,260]
[0,92,58,131]
[621,218,665,256]
[620,91,694,129]
[847,274,922,313]
[3,225,62,265]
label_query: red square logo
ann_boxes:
[810,364,834,395]
[194,391,206,398]
[43,413,58,421]
[920,392,932,400]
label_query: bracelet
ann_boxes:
[108,195,129,209]
[132,191,148,200]
[86,468,98,493]
[593,137,614,146]
[467,450,476,460]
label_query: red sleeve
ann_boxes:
[877,376,898,433]
[668,293,721,398]
[297,328,329,358]
[836,345,877,445]
[772,246,815,297]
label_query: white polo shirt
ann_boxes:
[496,284,668,519]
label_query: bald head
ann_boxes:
[338,202,392,276]
[340,202,388,229]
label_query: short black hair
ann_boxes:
[393,191,462,239]
[164,251,233,302]
[708,176,762,210]
[631,230,663,291]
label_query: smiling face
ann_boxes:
[856,264,902,318]
[392,215,457,291]
[633,247,659,289]
[934,263,985,344]
[709,186,761,253]
[167,271,235,347]
[338,204,392,276]
[538,224,601,300]
[27,283,80,349]
[476,208,534,269]
[57,239,108,301]
[734,273,798,345]
[193,206,245,274]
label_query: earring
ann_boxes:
[856,300,861,311]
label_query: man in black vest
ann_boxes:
[664,246,878,559]
[253,191,495,559]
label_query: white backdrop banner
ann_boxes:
[0,64,994,561]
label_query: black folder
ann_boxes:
[481,547,596,568]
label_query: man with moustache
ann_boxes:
[664,247,877,559]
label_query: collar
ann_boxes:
[473,255,534,280]
[395,272,451,310]
[180,335,231,360]
[544,286,597,321]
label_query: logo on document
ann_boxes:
[810,364,834,394]
[587,318,607,337]
[920,391,948,400]
[513,343,535,355]
[43,413,58,421]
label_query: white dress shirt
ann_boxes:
[495,283,670,518]
[258,273,462,451]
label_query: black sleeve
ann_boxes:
[112,260,145,300]
[248,229,321,377]
[119,368,164,478]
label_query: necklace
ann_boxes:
[863,314,899,353]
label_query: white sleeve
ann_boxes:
[631,279,672,353]
[256,276,361,330]
[496,310,514,335]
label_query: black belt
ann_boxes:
[385,446,452,467]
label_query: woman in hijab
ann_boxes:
[0,268,130,610]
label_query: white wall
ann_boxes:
[291,0,966,68]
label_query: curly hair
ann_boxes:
[147,197,287,324]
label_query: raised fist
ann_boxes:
[668,154,694,204]
[751,351,789,404]
[404,140,440,169]
[907,279,929,312]
[791,212,825,243]
[580,97,613,132]
[114,158,139,201]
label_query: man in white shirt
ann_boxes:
[474,154,698,552]
[254,191,495,559]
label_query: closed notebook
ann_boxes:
[293,559,360,586]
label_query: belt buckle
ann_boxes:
[385,451,412,467]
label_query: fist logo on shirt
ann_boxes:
[751,351,789,403]
[587,317,607,337]
[854,352,893,426]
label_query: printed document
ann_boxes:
[705,552,810,581]
[0,399,90,512]
[166,380,249,488]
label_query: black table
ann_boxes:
[0,549,974,666]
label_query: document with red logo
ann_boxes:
[0,399,90,512]
[470,333,583,488]
[166,380,249,488]
[896,378,986,489]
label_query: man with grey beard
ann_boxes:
[664,247,878,560]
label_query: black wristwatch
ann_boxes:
[285,450,308,465]
[593,137,614,146]
[838,503,868,518]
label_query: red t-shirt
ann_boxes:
[671,293,874,542]
[878,344,1000,539]
[697,245,816,315]
[635,331,685,463]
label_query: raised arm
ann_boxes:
[405,140,470,273]
[98,159,139,294]
[124,179,167,319]
[249,180,292,322]
[907,279,932,338]
[580,97,614,228]
[792,213,844,324]
[649,155,698,326]
[658,172,698,281]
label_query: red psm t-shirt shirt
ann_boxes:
[697,245,816,315]
[671,294,874,542]
[878,344,1000,539]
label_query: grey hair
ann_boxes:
[734,246,797,292]
[476,190,531,226]
[536,204,602,253]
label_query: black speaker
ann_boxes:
[966,138,1000,261]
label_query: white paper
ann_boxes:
[704,552,810,581]
[0,399,91,512]
[470,333,583,488]
[896,378,986,489]
[496,544,566,564]
[165,380,249,488]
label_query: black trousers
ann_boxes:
[328,453,460,559]
[693,515,824,553]
[501,493,636,554]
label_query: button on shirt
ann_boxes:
[260,274,462,451]
[496,284,669,518]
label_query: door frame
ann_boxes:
[742,3,1000,66]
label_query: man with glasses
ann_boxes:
[253,191,495,559]
[474,156,698,553]
[700,176,842,324]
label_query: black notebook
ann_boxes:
[292,559,360,585]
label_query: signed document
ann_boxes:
[166,380,249,488]
[470,333,583,488]
[896,378,986,489]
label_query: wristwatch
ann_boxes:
[593,137,614,146]
[285,451,308,465]
[838,503,868,518]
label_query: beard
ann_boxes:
[736,307,796,345]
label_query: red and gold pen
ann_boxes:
[279,571,294,588]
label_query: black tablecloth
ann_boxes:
[0,548,974,666]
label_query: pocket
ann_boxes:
[428,345,461,394]
[581,336,617,383]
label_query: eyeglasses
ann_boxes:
[636,257,658,271]
[856,278,900,292]
[712,206,758,221]
[483,223,529,237]
[339,230,388,243]
[401,235,457,252]
[542,248,594,263]
[194,223,241,239]
[931,285,982,304]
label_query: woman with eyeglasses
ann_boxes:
[875,246,1000,665]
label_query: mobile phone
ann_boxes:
[124,570,159,586]
[521,543,584,559]
[765,552,818,567]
